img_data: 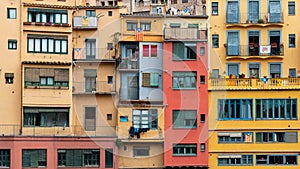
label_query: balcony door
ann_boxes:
[269,0,281,23]
[248,31,260,56]
[86,39,96,59]
[128,76,139,100]
[248,63,260,78]
[227,0,239,23]
[269,31,281,55]
[248,0,259,23]
[227,31,239,56]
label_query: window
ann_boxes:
[107,76,113,84]
[86,10,96,17]
[0,150,10,167]
[28,8,67,23]
[200,114,205,122]
[249,63,260,78]
[200,75,205,84]
[107,43,113,50]
[288,2,295,15]
[256,99,297,119]
[269,63,281,78]
[5,73,14,84]
[212,2,218,15]
[84,69,97,92]
[140,22,151,31]
[200,143,205,152]
[23,107,69,127]
[170,23,181,28]
[8,40,17,49]
[268,0,281,22]
[86,39,96,59]
[120,116,128,122]
[256,132,297,143]
[142,44,157,57]
[7,8,16,19]
[173,110,197,128]
[226,0,239,23]
[218,155,253,166]
[132,109,158,129]
[133,146,149,157]
[200,47,205,56]
[227,31,240,56]
[107,114,112,120]
[22,149,46,167]
[289,68,296,78]
[127,21,137,31]
[85,107,96,131]
[108,11,112,16]
[218,132,253,143]
[172,71,197,89]
[256,154,297,165]
[172,42,196,60]
[212,34,219,48]
[211,69,219,78]
[24,68,69,87]
[182,0,188,3]
[171,0,177,4]
[218,99,253,120]
[173,144,197,156]
[58,149,100,167]
[289,34,296,48]
[105,149,113,168]
[227,63,239,76]
[142,72,159,87]
[27,36,68,54]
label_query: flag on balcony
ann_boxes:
[244,133,253,143]
[74,48,83,59]
[136,28,143,41]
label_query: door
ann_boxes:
[248,0,259,23]
[227,1,239,23]
[269,0,281,23]
[248,31,260,56]
[227,32,239,56]
[128,76,139,100]
[86,39,96,59]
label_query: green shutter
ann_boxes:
[150,73,159,87]
[172,42,184,60]
[105,149,113,168]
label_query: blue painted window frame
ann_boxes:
[256,154,298,165]
[226,0,240,23]
[268,0,282,23]
[226,63,240,76]
[289,34,296,48]
[218,99,253,120]
[218,155,253,166]
[256,132,298,143]
[226,30,240,56]
[268,62,282,78]
[218,132,254,143]
[288,2,295,15]
[172,110,197,128]
[172,144,197,156]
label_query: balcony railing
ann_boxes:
[226,44,284,57]
[0,125,116,137]
[73,16,98,29]
[73,48,116,60]
[164,28,207,41]
[209,78,300,90]
[73,81,116,94]
[118,57,139,70]
[226,12,283,24]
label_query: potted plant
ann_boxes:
[257,19,264,24]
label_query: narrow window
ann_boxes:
[107,114,112,120]
[200,75,205,84]
[212,2,218,15]
[288,2,295,15]
[200,47,205,55]
[120,116,128,122]
[107,43,113,50]
[7,8,16,19]
[107,76,113,84]
[200,114,205,123]
[289,34,296,48]
[200,143,205,152]
[85,107,96,131]
[5,73,14,84]
[105,149,113,168]
[212,34,219,48]
[108,11,112,16]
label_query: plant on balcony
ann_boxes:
[257,19,264,24]
[223,43,227,47]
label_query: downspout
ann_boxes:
[19,1,24,135]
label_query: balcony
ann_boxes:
[226,13,283,27]
[73,16,98,29]
[164,28,207,41]
[0,124,116,137]
[72,81,116,94]
[118,57,139,71]
[225,44,284,59]
[209,78,300,90]
[73,48,116,61]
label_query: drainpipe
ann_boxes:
[19,0,24,135]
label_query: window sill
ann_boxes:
[218,118,253,121]
[172,88,197,90]
[24,85,69,89]
[172,154,197,157]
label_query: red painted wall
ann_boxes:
[163,41,208,167]
[0,137,117,169]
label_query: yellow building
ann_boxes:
[209,0,300,168]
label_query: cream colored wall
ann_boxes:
[0,0,21,125]
[23,0,76,5]
[164,17,208,29]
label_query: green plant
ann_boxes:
[257,19,264,24]
[116,139,123,148]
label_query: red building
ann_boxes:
[163,16,209,169]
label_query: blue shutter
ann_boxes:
[228,64,239,76]
[269,0,281,23]
[248,0,259,23]
[227,1,239,23]
[227,32,239,56]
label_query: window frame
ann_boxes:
[256,132,297,143]
[218,155,253,166]
[172,110,197,128]
[172,144,197,156]
[57,149,100,167]
[289,34,296,48]
[7,8,16,19]
[256,154,297,165]
[0,149,10,167]
[212,2,219,16]
[142,72,159,87]
[172,71,197,89]
[140,22,151,31]
[85,107,96,131]
[288,2,295,15]
[212,34,219,48]
[172,42,197,60]
[132,109,158,129]
[27,37,68,54]
[27,8,68,24]
[22,149,47,168]
[133,146,150,157]
[218,132,254,143]
[218,99,253,120]
[127,21,137,31]
[8,39,17,50]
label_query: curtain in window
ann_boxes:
[143,45,149,57]
[151,45,157,57]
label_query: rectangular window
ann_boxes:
[256,154,297,165]
[22,149,46,168]
[173,110,197,128]
[173,144,197,156]
[0,150,10,167]
[23,107,69,127]
[86,39,96,59]
[288,2,295,15]
[218,132,253,143]
[107,114,112,120]
[142,44,157,57]
[200,143,205,152]
[140,22,151,31]
[5,73,14,84]
[142,72,159,87]
[289,68,296,78]
[269,0,281,23]
[86,10,96,17]
[256,99,297,119]
[132,109,158,129]
[8,40,17,49]
[200,75,205,84]
[227,63,239,76]
[182,0,188,3]
[24,68,69,87]
[212,34,219,48]
[269,63,281,78]
[107,43,113,50]
[84,69,97,92]
[226,0,239,23]
[58,149,100,167]
[212,2,219,15]
[200,114,205,122]
[27,36,67,54]
[172,42,196,60]
[172,71,197,89]
[133,146,149,157]
[289,34,296,48]
[120,116,128,122]
[85,107,96,131]
[218,99,253,120]
[170,23,181,28]
[105,149,113,168]
[27,8,67,23]
[127,21,137,31]
[256,132,297,143]
[200,47,205,56]
[7,8,16,19]
[107,76,113,84]
[218,155,253,165]
[108,11,112,16]
[211,69,219,78]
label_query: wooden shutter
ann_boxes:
[143,45,149,57]
[85,107,96,131]
[25,68,40,82]
[55,69,69,81]
[142,73,150,87]
[285,132,297,143]
[40,68,54,77]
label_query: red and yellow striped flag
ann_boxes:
[136,28,143,41]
